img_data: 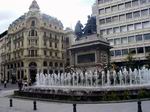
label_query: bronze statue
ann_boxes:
[74,15,97,41]
[74,21,83,40]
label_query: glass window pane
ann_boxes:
[136,35,143,42]
[106,17,111,23]
[115,50,121,56]
[99,9,105,14]
[108,39,114,45]
[127,24,134,31]
[135,23,142,30]
[105,7,111,13]
[112,16,118,22]
[126,13,132,19]
[119,14,126,21]
[141,9,148,16]
[145,46,150,52]
[132,0,139,6]
[125,2,131,8]
[144,33,150,40]
[128,36,135,43]
[129,48,136,54]
[99,19,105,25]
[140,0,147,4]
[113,27,120,33]
[118,3,125,10]
[137,47,144,53]
[121,37,128,44]
[142,21,150,28]
[122,49,128,55]
[100,30,106,35]
[111,5,118,12]
[120,26,127,32]
[107,28,113,35]
[133,11,140,18]
[114,38,121,45]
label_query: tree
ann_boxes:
[146,53,150,68]
[125,53,135,70]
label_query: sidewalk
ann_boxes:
[0,83,18,91]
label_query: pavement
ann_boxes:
[0,83,150,112]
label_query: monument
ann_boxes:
[70,15,111,72]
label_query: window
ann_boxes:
[129,48,136,54]
[122,49,128,55]
[126,13,132,19]
[144,33,150,40]
[49,62,53,67]
[133,11,140,18]
[44,50,47,56]
[113,27,120,33]
[44,32,46,37]
[114,38,121,45]
[98,0,103,4]
[55,52,57,57]
[132,0,139,6]
[49,42,52,47]
[127,24,134,31]
[121,37,128,44]
[99,19,105,25]
[108,39,114,45]
[99,9,105,14]
[111,5,118,12]
[135,23,142,30]
[43,61,47,66]
[140,0,147,4]
[120,26,127,32]
[106,17,111,23]
[100,30,106,35]
[142,21,150,28]
[55,62,58,67]
[141,9,148,16]
[118,3,125,10]
[49,51,52,56]
[55,43,57,48]
[112,16,118,22]
[31,20,35,26]
[115,50,121,56]
[105,7,111,13]
[119,14,125,21]
[125,2,131,8]
[60,63,63,67]
[136,35,143,42]
[44,40,47,46]
[31,30,34,36]
[145,46,150,53]
[137,47,144,53]
[107,28,113,35]
[128,36,135,43]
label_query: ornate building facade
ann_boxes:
[0,0,72,83]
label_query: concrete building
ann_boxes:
[0,0,72,83]
[95,0,150,66]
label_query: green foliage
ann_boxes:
[138,90,148,99]
[125,53,135,70]
[107,92,119,101]
[123,91,130,100]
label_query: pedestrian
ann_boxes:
[18,79,23,91]
[4,80,7,88]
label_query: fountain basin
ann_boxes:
[14,85,150,103]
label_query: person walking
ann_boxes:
[4,80,7,88]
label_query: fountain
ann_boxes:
[14,67,150,102]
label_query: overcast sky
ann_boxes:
[0,0,95,33]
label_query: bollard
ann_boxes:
[10,99,13,107]
[33,100,37,110]
[73,104,77,112]
[137,100,142,112]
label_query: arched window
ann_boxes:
[31,20,35,26]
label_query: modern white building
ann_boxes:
[95,0,150,65]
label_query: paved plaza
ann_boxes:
[0,83,150,112]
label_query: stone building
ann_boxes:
[0,0,72,83]
[95,0,150,66]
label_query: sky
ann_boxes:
[0,0,95,33]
